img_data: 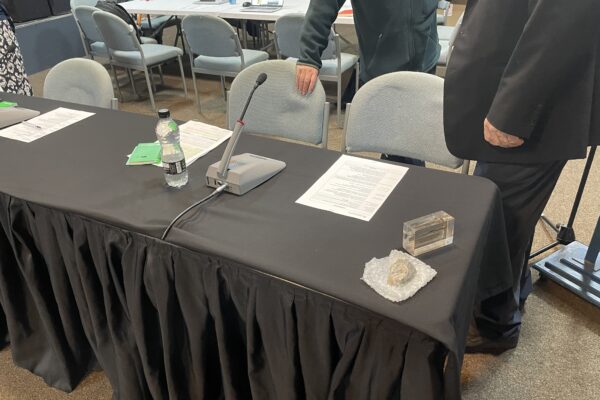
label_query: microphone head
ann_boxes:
[256,73,267,86]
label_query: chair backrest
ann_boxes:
[93,10,139,52]
[228,60,328,146]
[43,58,115,108]
[343,71,463,169]
[73,6,104,44]
[70,0,97,8]
[182,15,241,57]
[274,14,336,60]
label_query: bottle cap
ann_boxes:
[158,109,170,118]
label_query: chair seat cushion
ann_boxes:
[437,41,449,65]
[112,44,183,67]
[193,49,269,74]
[90,41,109,57]
[437,25,454,41]
[319,53,358,77]
[91,37,155,57]
[285,54,358,77]
[140,37,158,44]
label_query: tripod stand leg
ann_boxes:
[530,241,560,259]
[530,146,597,259]
[540,214,560,233]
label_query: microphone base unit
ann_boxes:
[206,153,286,195]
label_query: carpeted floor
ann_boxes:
[1,20,599,400]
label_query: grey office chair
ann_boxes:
[44,58,118,109]
[93,10,187,110]
[228,60,330,148]
[342,71,469,173]
[73,6,108,59]
[437,13,464,66]
[274,13,359,128]
[182,15,269,112]
[73,6,158,60]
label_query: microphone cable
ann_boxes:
[161,183,228,240]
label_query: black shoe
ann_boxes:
[465,333,519,355]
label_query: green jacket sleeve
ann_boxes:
[298,0,346,69]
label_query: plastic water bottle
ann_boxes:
[156,109,188,188]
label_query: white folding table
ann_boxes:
[121,0,354,24]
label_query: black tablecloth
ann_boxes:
[0,95,512,399]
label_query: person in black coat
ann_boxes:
[444,0,600,353]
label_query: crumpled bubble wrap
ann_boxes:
[362,249,437,302]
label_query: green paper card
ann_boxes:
[127,143,161,165]
[0,101,17,108]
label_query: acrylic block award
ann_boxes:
[403,211,454,256]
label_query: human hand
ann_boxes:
[296,64,319,96]
[483,118,524,148]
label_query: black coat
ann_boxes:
[444,0,600,164]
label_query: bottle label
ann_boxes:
[163,160,187,175]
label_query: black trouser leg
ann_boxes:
[341,70,363,105]
[473,160,566,339]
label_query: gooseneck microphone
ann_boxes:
[206,72,286,195]
[164,73,279,240]
[216,73,268,180]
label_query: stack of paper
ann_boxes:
[129,120,232,167]
[0,107,94,143]
[296,155,408,221]
[175,120,232,166]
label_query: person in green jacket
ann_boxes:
[296,0,440,166]
[296,0,440,94]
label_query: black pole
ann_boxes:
[566,146,596,228]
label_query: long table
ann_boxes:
[122,0,355,25]
[0,94,512,399]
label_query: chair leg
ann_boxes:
[241,20,248,49]
[158,65,165,86]
[111,65,123,100]
[177,56,188,97]
[174,19,182,48]
[191,71,201,113]
[336,76,342,128]
[128,69,138,98]
[220,76,226,100]
[144,67,157,110]
[150,68,157,93]
[461,160,471,175]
